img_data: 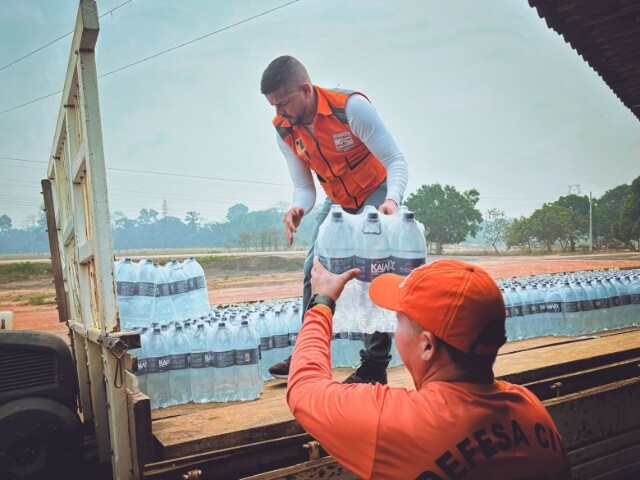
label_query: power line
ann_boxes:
[0,156,295,188]
[0,0,134,74]
[0,0,299,117]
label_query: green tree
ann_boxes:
[405,184,482,255]
[552,194,589,252]
[483,208,509,255]
[0,214,11,232]
[185,211,200,229]
[506,216,534,252]
[593,184,631,243]
[529,204,572,253]
[137,208,159,226]
[616,176,640,248]
[227,204,249,223]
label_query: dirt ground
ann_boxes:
[2,252,639,338]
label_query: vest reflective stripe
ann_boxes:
[273,86,386,210]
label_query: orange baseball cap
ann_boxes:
[369,259,506,355]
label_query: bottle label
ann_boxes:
[147,355,171,374]
[136,358,148,376]
[336,331,348,340]
[524,304,536,316]
[546,302,563,313]
[260,337,273,351]
[190,352,207,369]
[511,305,524,317]
[137,282,156,297]
[537,302,547,314]
[631,293,640,305]
[214,350,235,368]
[391,257,426,276]
[355,256,391,282]
[611,296,621,307]
[194,276,206,289]
[288,332,298,346]
[170,353,189,370]
[116,281,136,296]
[593,299,604,310]
[273,333,289,349]
[169,280,190,295]
[235,348,259,366]
[349,332,365,341]
[318,255,355,275]
[505,306,511,318]
[205,352,215,368]
[619,294,631,306]
[564,301,579,313]
[580,300,594,312]
[602,298,611,308]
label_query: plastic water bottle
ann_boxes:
[603,279,622,330]
[545,283,565,336]
[592,280,609,331]
[212,322,237,402]
[164,260,194,321]
[271,310,289,362]
[115,258,137,331]
[390,211,426,276]
[316,206,356,343]
[132,259,156,329]
[184,257,210,318]
[629,276,640,327]
[169,325,192,405]
[235,320,263,401]
[560,282,579,337]
[130,328,148,394]
[154,262,176,325]
[256,312,274,381]
[571,280,592,336]
[146,327,173,409]
[612,276,632,328]
[509,287,525,339]
[287,307,301,358]
[190,324,213,404]
[354,211,391,334]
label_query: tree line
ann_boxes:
[0,175,638,255]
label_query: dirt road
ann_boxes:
[3,252,639,337]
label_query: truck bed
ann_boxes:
[149,328,640,466]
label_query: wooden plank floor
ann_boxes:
[152,328,640,459]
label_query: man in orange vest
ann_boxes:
[287,258,572,479]
[261,55,409,384]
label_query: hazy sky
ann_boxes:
[1,0,638,229]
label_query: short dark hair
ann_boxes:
[261,55,311,95]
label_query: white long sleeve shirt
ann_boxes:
[277,93,409,214]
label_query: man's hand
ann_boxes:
[283,207,305,245]
[311,257,360,302]
[378,198,398,215]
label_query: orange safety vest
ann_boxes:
[273,86,387,212]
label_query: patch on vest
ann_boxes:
[295,138,306,156]
[333,132,354,151]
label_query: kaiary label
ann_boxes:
[273,334,289,349]
[355,257,391,282]
[116,281,136,296]
[170,353,189,370]
[190,352,207,369]
[319,255,355,275]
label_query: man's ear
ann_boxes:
[420,330,437,362]
[300,82,313,96]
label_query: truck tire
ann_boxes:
[0,397,83,480]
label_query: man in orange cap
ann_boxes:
[287,258,571,479]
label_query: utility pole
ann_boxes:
[589,191,593,253]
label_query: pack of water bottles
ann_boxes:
[115,256,211,330]
[130,299,304,408]
[499,268,640,341]
[314,204,427,337]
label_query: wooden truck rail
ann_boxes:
[44,2,640,479]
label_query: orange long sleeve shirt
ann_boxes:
[287,305,571,480]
